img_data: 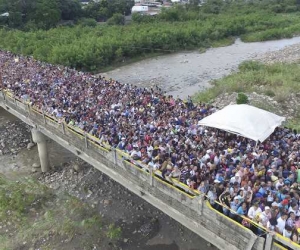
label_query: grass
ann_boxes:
[193,60,300,129]
[194,61,300,102]
[241,22,300,42]
[0,174,116,249]
[211,37,236,48]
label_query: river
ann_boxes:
[103,36,300,99]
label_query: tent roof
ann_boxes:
[198,104,285,142]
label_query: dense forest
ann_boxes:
[0,0,300,71]
[0,0,134,29]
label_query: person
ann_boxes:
[207,186,218,208]
[267,217,278,232]
[287,212,296,228]
[219,191,231,216]
[236,202,248,223]
[291,228,299,244]
[258,206,271,235]
[277,213,288,235]
[248,203,262,220]
[229,196,241,219]
[283,225,293,239]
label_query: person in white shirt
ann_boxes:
[230,173,241,184]
[277,213,288,234]
[259,206,271,228]
[275,177,284,190]
[282,225,293,239]
[248,203,262,220]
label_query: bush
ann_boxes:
[107,13,125,26]
[78,18,97,27]
[238,61,263,72]
[132,13,154,23]
[106,224,122,240]
[236,92,249,104]
[264,89,276,97]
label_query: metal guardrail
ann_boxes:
[1,89,299,249]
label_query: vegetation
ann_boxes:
[0,0,300,71]
[0,174,115,249]
[0,0,82,30]
[106,223,122,240]
[193,60,300,129]
[83,0,134,22]
[236,92,249,104]
[0,0,133,29]
[1,1,300,71]
[107,13,125,25]
[194,61,300,103]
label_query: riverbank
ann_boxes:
[103,36,300,99]
[194,43,300,130]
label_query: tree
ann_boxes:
[83,0,134,21]
[107,13,125,25]
[59,0,82,20]
[27,0,61,29]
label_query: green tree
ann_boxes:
[107,13,125,25]
[59,0,82,20]
[27,0,61,29]
[83,0,134,21]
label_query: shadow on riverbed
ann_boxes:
[140,241,179,250]
[140,242,206,250]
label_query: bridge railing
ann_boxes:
[1,90,299,249]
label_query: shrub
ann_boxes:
[107,13,125,26]
[78,18,97,27]
[236,92,249,104]
[132,13,154,23]
[264,89,276,97]
[238,61,263,72]
[106,224,122,240]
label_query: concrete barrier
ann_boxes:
[1,90,298,250]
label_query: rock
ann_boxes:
[207,243,212,247]
[103,199,112,205]
[73,164,81,172]
[31,168,38,173]
[123,238,128,243]
[27,142,35,150]
[32,163,41,169]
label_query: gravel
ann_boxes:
[256,43,300,64]
[0,120,31,155]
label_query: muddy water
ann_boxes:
[103,36,300,99]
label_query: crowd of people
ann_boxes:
[1,50,300,245]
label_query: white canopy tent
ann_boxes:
[198,104,285,142]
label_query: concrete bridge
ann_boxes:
[0,90,298,250]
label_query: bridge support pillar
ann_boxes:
[264,233,273,250]
[31,128,50,172]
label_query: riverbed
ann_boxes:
[103,36,300,99]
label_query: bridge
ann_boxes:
[0,90,298,250]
